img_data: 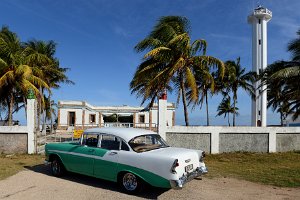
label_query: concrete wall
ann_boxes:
[0,126,28,154]
[165,126,300,154]
[219,133,268,153]
[277,133,300,152]
[167,133,211,153]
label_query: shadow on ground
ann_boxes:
[24,164,168,199]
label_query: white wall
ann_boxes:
[59,108,83,125]
[165,126,300,154]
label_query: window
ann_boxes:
[259,39,261,45]
[139,115,145,123]
[100,135,121,150]
[258,19,261,24]
[82,134,99,147]
[121,141,130,151]
[128,134,169,153]
[90,114,96,123]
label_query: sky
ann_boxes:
[1,0,299,126]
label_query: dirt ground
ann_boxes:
[0,165,299,200]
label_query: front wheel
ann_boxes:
[119,172,143,194]
[51,157,65,177]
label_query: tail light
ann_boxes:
[170,159,179,174]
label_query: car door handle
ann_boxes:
[109,152,118,155]
[88,149,95,152]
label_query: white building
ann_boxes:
[248,5,272,127]
[57,100,175,131]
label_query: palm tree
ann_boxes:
[188,68,216,126]
[223,58,255,126]
[263,60,300,121]
[288,29,300,62]
[131,16,224,126]
[24,39,73,131]
[216,96,238,126]
[263,29,300,121]
[44,95,57,133]
[0,26,49,125]
[130,58,172,108]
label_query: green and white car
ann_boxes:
[45,128,208,193]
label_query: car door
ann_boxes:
[66,133,98,176]
[93,134,120,181]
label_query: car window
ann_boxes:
[100,134,121,150]
[121,140,130,151]
[82,134,99,147]
[128,134,169,153]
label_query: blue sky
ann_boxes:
[1,0,299,125]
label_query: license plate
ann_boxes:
[185,164,193,172]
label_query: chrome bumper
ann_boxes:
[170,166,208,189]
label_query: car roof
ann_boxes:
[83,127,158,142]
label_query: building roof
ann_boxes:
[84,127,158,142]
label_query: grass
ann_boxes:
[0,154,43,180]
[205,151,300,187]
[0,152,299,187]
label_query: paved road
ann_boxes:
[0,165,299,200]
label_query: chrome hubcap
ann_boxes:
[123,173,137,191]
[52,161,59,174]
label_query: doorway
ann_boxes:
[68,112,75,126]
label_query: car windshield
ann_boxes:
[128,134,169,153]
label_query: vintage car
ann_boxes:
[45,128,208,193]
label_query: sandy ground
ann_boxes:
[0,165,299,200]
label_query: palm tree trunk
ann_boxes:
[8,93,14,126]
[280,112,283,126]
[23,96,27,119]
[228,114,230,126]
[180,78,189,126]
[48,94,54,134]
[205,92,209,126]
[233,91,237,127]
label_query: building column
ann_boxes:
[82,110,85,129]
[98,112,102,127]
[57,109,61,130]
[172,111,175,126]
[149,110,152,131]
[133,113,136,128]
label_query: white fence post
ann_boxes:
[269,131,276,153]
[211,131,220,154]
[27,89,36,154]
[158,92,167,140]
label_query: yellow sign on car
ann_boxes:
[73,129,84,139]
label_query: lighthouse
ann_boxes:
[248,5,272,127]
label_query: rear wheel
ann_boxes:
[119,172,143,194]
[51,157,65,177]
